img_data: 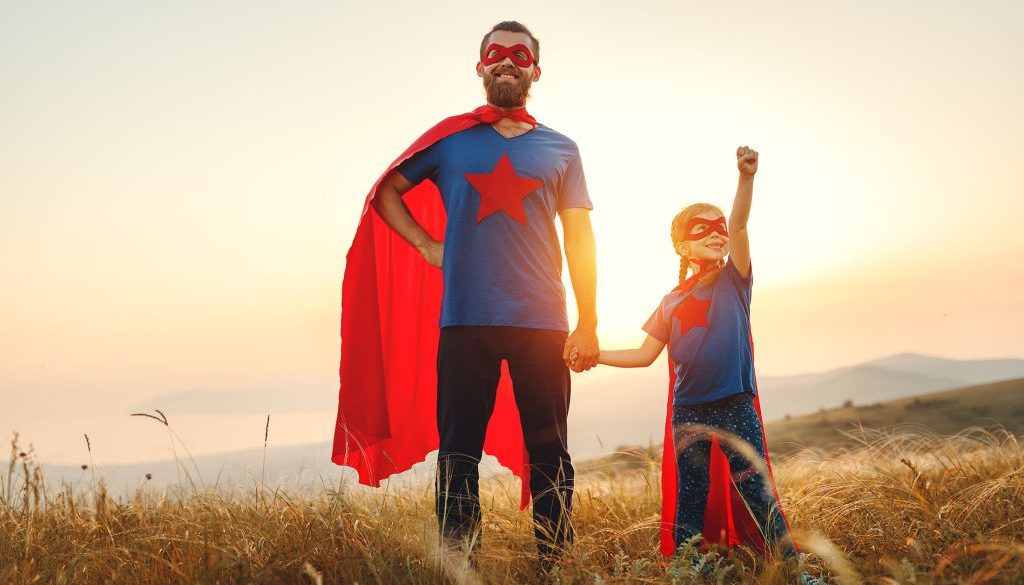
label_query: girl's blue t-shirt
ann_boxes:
[643,258,757,406]
[397,124,592,331]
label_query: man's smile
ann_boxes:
[493,66,520,80]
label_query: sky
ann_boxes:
[1,1,1022,465]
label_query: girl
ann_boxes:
[579,147,818,581]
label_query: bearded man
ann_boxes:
[332,20,598,569]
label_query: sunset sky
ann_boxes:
[2,1,1022,465]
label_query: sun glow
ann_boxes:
[1,1,1022,462]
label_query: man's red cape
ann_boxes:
[658,275,796,557]
[331,106,531,509]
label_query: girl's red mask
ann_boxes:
[481,43,535,68]
[684,216,728,241]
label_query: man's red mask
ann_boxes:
[684,216,729,241]
[481,43,536,68]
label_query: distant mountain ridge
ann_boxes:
[132,384,333,415]
[33,442,496,499]
[572,352,1024,455]
[42,372,1024,498]
[763,376,1024,455]
[754,352,1024,421]
[33,352,1023,497]
[864,352,1024,380]
[577,376,1024,476]
[36,440,347,498]
[131,353,1024,423]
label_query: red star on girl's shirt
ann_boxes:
[672,293,711,337]
[464,154,543,225]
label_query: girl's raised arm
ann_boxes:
[729,146,758,278]
[594,334,666,368]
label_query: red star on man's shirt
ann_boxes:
[672,293,711,337]
[464,154,543,225]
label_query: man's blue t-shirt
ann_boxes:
[643,259,757,406]
[396,123,592,331]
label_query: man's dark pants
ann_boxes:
[436,325,574,562]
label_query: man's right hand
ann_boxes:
[372,170,444,268]
[563,324,599,372]
[417,240,444,268]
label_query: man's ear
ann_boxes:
[532,65,541,82]
[476,61,484,78]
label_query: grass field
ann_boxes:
[3,415,1024,584]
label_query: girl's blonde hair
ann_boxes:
[670,203,725,284]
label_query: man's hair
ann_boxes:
[480,21,540,66]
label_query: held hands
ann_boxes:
[563,325,599,372]
[417,239,444,268]
[737,146,759,177]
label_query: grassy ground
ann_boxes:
[2,423,1023,584]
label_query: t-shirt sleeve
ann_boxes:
[557,143,593,210]
[642,297,671,343]
[395,142,440,185]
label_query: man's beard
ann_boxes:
[483,67,532,108]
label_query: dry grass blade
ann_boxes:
[130,412,167,426]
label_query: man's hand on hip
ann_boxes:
[564,325,599,372]
[372,170,444,269]
[417,240,444,268]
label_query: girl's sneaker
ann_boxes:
[794,553,826,584]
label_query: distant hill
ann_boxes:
[24,354,1024,495]
[754,353,1024,421]
[32,443,495,499]
[131,384,332,415]
[763,376,1024,455]
[755,365,964,421]
[571,353,1024,456]
[128,354,1024,424]
[577,377,1024,476]
[34,441,350,498]
[863,353,1024,381]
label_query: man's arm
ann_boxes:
[559,207,598,372]
[372,170,444,267]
